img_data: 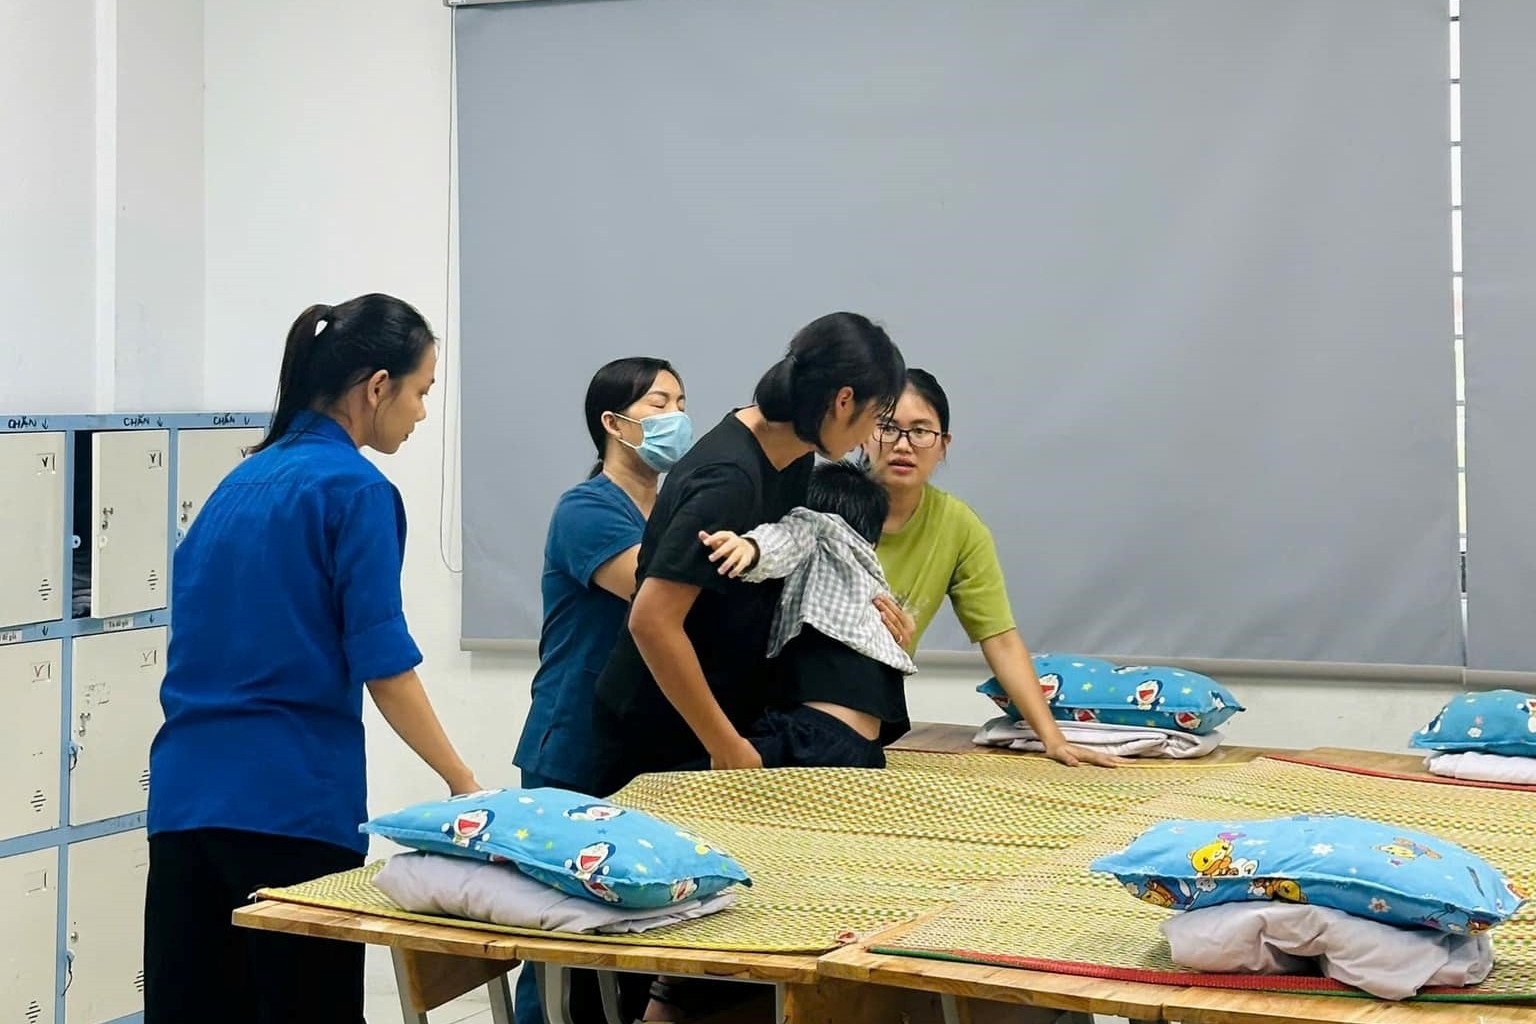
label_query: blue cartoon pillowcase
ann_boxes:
[361,788,751,910]
[1410,689,1536,757]
[977,655,1244,735]
[1092,814,1524,934]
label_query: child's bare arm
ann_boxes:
[700,511,821,582]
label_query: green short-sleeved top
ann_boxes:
[875,485,1016,648]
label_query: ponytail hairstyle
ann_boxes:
[252,293,436,453]
[753,312,906,448]
[582,356,681,477]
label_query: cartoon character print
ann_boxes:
[1375,837,1442,867]
[1131,878,1194,909]
[1111,665,1150,675]
[1072,708,1099,723]
[1037,673,1062,705]
[1189,832,1258,879]
[581,876,622,903]
[1248,877,1307,904]
[567,840,615,879]
[1422,707,1446,736]
[1521,698,1536,734]
[670,878,699,904]
[1125,678,1165,712]
[1418,904,1495,935]
[986,691,1012,712]
[1173,711,1203,731]
[1467,715,1485,740]
[563,803,626,823]
[563,840,620,901]
[1209,692,1229,712]
[443,809,493,848]
[676,830,727,857]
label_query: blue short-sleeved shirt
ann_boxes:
[147,412,423,854]
[512,474,645,786]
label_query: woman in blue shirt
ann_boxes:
[514,356,688,793]
[510,357,687,1024]
[144,294,480,1024]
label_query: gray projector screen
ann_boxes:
[458,0,1461,664]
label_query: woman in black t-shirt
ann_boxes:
[590,312,908,794]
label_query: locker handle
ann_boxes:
[62,947,74,995]
[77,710,91,737]
[68,741,80,771]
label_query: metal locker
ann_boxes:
[68,628,165,826]
[174,427,263,539]
[0,640,63,841]
[89,430,170,620]
[0,432,66,629]
[0,849,58,1024]
[65,830,147,1024]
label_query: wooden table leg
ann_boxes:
[939,996,1078,1024]
[781,974,947,1023]
[391,947,517,1017]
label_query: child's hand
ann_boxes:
[699,530,758,578]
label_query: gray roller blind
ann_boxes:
[459,0,1461,663]
[1461,1,1536,671]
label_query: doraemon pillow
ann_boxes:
[1092,814,1525,935]
[977,655,1244,735]
[1410,689,1536,757]
[361,787,750,909]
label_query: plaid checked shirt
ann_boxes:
[742,508,918,675]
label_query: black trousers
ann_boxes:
[144,828,365,1024]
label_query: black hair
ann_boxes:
[806,461,890,545]
[582,356,681,477]
[903,368,951,434]
[753,312,906,450]
[253,293,436,453]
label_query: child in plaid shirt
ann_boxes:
[698,462,917,768]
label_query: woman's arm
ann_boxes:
[590,545,641,601]
[628,577,762,770]
[980,629,1126,769]
[367,669,482,793]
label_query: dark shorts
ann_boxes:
[676,703,885,771]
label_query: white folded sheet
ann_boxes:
[973,715,1223,759]
[1426,750,1536,786]
[1160,902,1493,1001]
[374,852,737,934]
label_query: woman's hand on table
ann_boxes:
[1044,741,1132,769]
[873,594,915,649]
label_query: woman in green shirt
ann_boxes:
[864,368,1122,768]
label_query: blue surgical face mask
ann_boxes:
[614,410,693,472]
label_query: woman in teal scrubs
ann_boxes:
[511,356,688,1024]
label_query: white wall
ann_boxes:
[116,0,205,410]
[0,0,204,415]
[1,4,97,412]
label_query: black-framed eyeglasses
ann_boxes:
[875,422,942,449]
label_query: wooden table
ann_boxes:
[828,743,1531,1024]
[232,731,1530,1023]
